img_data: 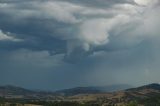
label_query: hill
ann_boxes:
[64,83,160,105]
[54,84,131,96]
[0,84,131,97]
[1,83,160,105]
[127,83,160,91]
[0,85,56,99]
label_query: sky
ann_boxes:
[0,0,160,91]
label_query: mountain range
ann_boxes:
[54,84,132,96]
[1,83,160,105]
[0,84,132,98]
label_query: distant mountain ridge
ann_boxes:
[0,85,55,99]
[55,84,132,96]
[0,83,160,100]
[0,84,132,97]
[0,85,33,95]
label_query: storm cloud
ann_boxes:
[0,0,160,90]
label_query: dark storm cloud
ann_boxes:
[0,0,160,90]
[0,1,71,53]
[0,0,138,55]
[55,0,134,8]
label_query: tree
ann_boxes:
[126,101,138,106]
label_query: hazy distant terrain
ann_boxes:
[0,84,131,99]
[0,83,160,106]
[54,84,132,96]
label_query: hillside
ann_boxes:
[0,85,56,99]
[54,84,131,96]
[127,83,160,91]
[0,83,160,105]
[64,83,160,105]
[0,85,34,96]
[0,84,131,97]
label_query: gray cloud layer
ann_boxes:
[0,0,160,90]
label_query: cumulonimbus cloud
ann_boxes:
[0,0,160,61]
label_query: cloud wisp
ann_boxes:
[0,29,20,41]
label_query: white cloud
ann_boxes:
[0,3,7,8]
[134,0,158,6]
[134,0,151,6]
[0,29,20,41]
[79,19,109,46]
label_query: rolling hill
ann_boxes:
[54,84,132,96]
[0,83,160,105]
